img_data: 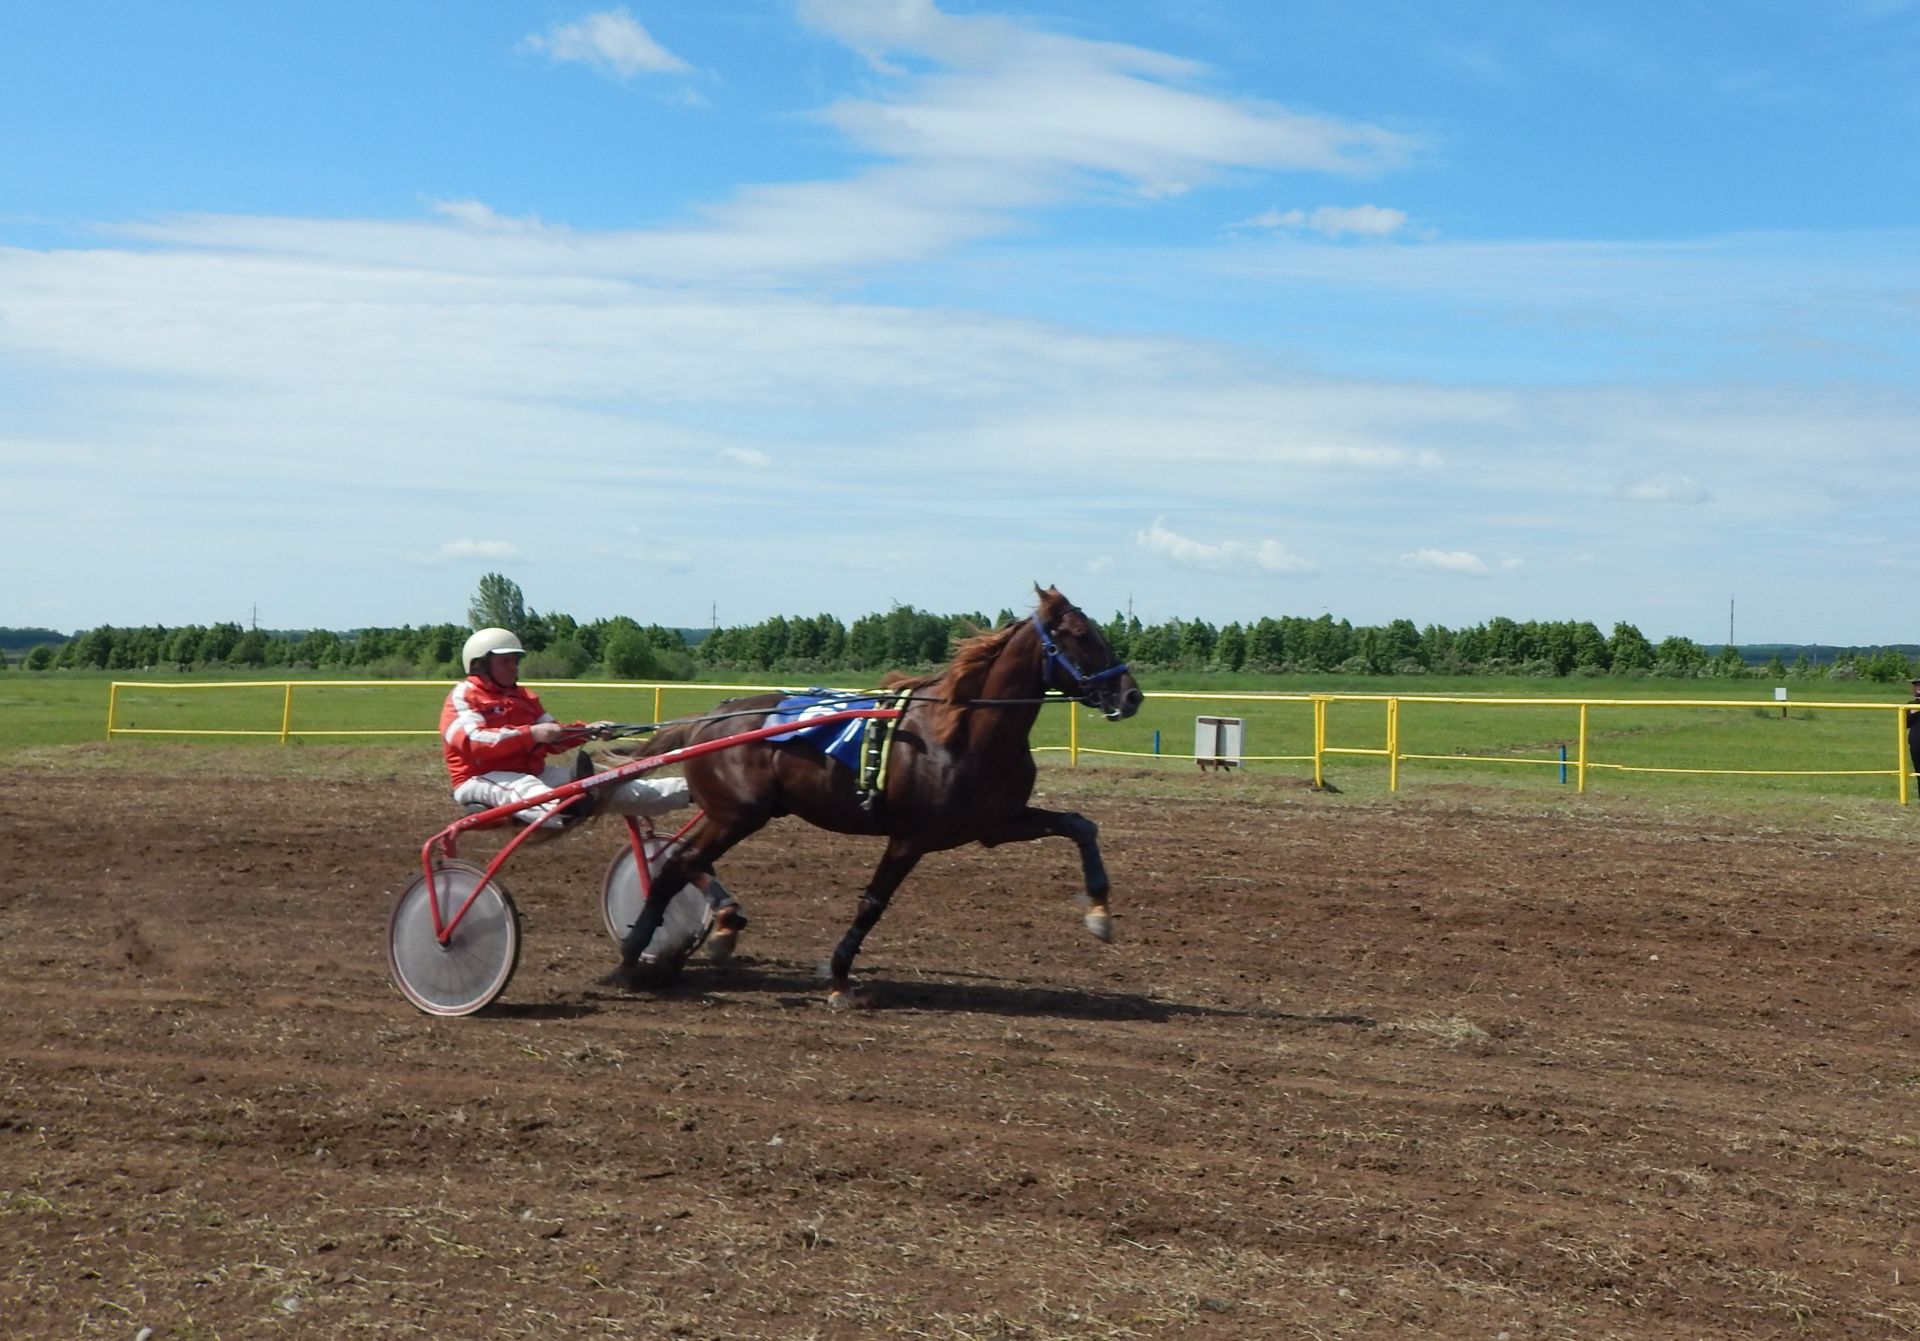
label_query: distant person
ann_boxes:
[1909,679,1920,782]
[441,627,745,958]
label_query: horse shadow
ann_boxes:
[631,956,1376,1029]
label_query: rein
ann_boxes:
[606,611,1129,738]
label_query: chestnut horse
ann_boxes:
[608,586,1142,1006]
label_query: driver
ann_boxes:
[441,627,699,828]
[441,627,747,961]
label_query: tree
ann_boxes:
[1569,622,1610,672]
[604,626,661,679]
[232,630,269,667]
[1609,622,1654,673]
[1653,634,1707,676]
[468,573,528,632]
[1211,622,1246,672]
[1863,647,1913,683]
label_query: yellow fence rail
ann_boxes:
[1063,691,1917,805]
[104,680,789,745]
[108,682,1918,804]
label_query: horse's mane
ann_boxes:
[880,586,1069,734]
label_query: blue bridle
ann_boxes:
[1030,611,1131,703]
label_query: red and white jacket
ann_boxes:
[441,675,566,788]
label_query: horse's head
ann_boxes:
[1030,587,1143,721]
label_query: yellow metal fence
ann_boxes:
[109,681,1918,804]
[1061,690,1917,804]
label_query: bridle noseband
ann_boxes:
[1030,611,1131,709]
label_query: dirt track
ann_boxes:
[5,751,1920,1339]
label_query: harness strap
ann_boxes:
[857,689,914,810]
[1030,612,1131,695]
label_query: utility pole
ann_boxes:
[1729,595,1735,649]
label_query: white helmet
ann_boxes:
[462,627,525,674]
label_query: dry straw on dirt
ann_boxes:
[3,755,1919,1338]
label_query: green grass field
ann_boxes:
[4,667,1914,806]
[7,660,1912,799]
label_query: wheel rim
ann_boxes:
[388,862,520,1016]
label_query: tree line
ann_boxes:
[5,615,697,680]
[10,609,1918,683]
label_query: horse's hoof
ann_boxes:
[1084,908,1113,942]
[598,963,641,990]
[601,955,679,991]
[705,907,747,964]
[826,984,871,1010]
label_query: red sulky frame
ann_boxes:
[393,707,902,1015]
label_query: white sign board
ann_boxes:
[1194,715,1244,770]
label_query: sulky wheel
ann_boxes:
[388,860,522,1016]
[601,840,728,985]
[599,835,678,941]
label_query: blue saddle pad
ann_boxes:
[765,692,879,771]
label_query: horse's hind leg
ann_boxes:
[827,837,922,1008]
[979,807,1114,942]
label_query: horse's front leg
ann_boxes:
[978,807,1113,942]
[828,837,922,1008]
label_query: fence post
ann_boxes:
[106,682,120,740]
[279,683,295,745]
[1577,703,1589,793]
[654,685,663,726]
[1899,706,1910,807]
[1387,697,1400,792]
[1069,704,1080,767]
[1312,696,1326,789]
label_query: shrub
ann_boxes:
[602,629,659,680]
[521,645,584,680]
[362,655,419,680]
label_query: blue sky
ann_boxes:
[3,0,1917,643]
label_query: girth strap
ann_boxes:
[857,689,914,811]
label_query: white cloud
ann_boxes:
[437,539,525,562]
[96,3,1418,288]
[428,199,555,234]
[1401,548,1493,575]
[1136,518,1315,574]
[1618,474,1710,504]
[522,9,690,79]
[1241,205,1411,239]
[801,0,1416,203]
[718,446,772,467]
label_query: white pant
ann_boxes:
[453,765,693,829]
